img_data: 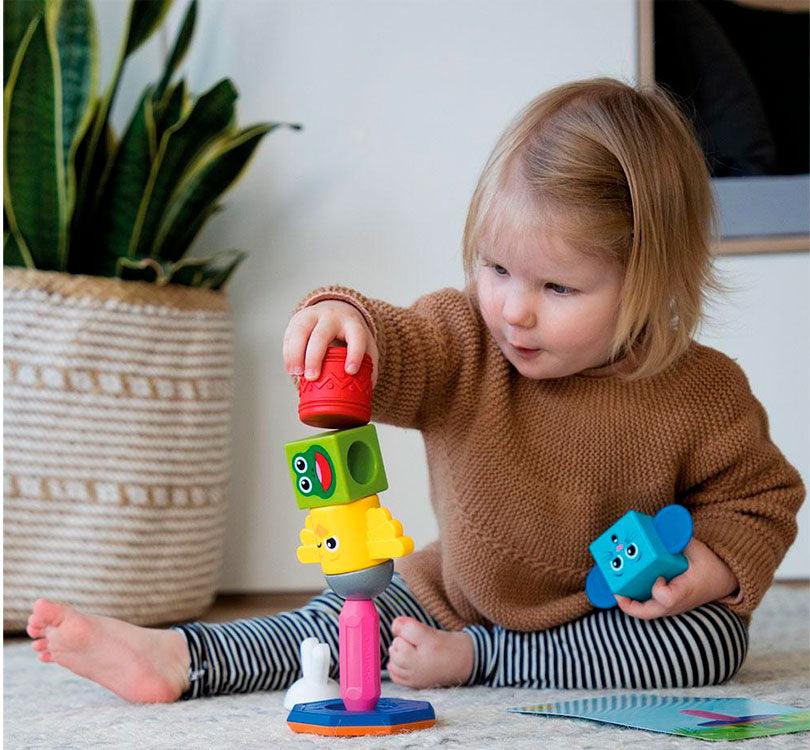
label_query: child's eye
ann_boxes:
[546,282,576,295]
[492,264,509,276]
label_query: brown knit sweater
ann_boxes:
[300,285,805,632]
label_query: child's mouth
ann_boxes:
[511,344,542,357]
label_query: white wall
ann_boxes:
[99,0,807,590]
[696,253,809,578]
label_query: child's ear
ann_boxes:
[585,565,617,609]
[653,504,693,554]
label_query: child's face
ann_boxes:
[475,219,624,380]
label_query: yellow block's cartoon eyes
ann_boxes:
[324,536,339,551]
[298,476,313,494]
[625,543,638,558]
[294,456,308,474]
[611,556,623,571]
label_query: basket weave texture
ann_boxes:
[3,269,233,631]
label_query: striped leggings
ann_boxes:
[172,572,749,699]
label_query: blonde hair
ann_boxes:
[463,77,721,380]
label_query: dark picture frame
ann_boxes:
[637,0,809,255]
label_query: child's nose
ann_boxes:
[502,293,536,328]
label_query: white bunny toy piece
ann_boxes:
[283,637,341,710]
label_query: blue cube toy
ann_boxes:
[585,504,693,609]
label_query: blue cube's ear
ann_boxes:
[586,566,617,609]
[653,504,693,554]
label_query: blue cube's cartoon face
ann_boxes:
[591,513,648,580]
[585,505,693,609]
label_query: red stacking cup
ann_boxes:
[298,345,373,428]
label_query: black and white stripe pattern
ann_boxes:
[463,601,748,689]
[172,573,748,699]
[172,573,440,699]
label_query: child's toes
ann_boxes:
[38,651,54,663]
[32,598,67,628]
[31,638,49,653]
[391,617,434,646]
[389,635,416,662]
[27,617,45,639]
[387,663,414,687]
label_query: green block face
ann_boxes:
[284,424,388,509]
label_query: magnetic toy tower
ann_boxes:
[283,345,437,736]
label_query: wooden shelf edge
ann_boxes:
[714,235,810,256]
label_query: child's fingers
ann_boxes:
[650,576,677,609]
[283,311,317,376]
[285,301,376,383]
[615,593,667,621]
[303,319,339,380]
[652,574,695,613]
[346,320,380,387]
[343,321,369,375]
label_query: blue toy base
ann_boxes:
[287,696,436,736]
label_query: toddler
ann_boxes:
[28,77,804,702]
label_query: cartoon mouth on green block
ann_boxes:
[292,446,336,499]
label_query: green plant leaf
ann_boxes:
[166,250,245,289]
[57,0,97,223]
[124,0,173,57]
[75,0,172,231]
[93,86,156,276]
[57,0,95,172]
[4,228,35,267]
[4,0,293,289]
[67,96,115,273]
[129,78,238,258]
[153,79,187,150]
[3,11,66,270]
[115,249,243,289]
[197,249,246,290]
[152,123,280,261]
[162,201,223,262]
[3,0,45,87]
[116,255,162,283]
[154,0,196,103]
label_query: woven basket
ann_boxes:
[3,268,233,631]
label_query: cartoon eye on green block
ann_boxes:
[284,424,388,509]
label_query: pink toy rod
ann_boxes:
[339,598,381,712]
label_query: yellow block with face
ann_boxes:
[296,494,414,575]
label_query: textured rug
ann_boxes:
[4,584,809,749]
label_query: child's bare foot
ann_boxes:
[27,599,190,703]
[387,617,473,689]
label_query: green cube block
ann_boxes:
[284,424,388,509]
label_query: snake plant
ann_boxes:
[3,0,299,289]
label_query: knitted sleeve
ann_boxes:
[295,285,483,430]
[677,357,805,618]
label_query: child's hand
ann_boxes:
[283,300,379,385]
[614,538,739,620]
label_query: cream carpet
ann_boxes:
[4,584,808,749]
